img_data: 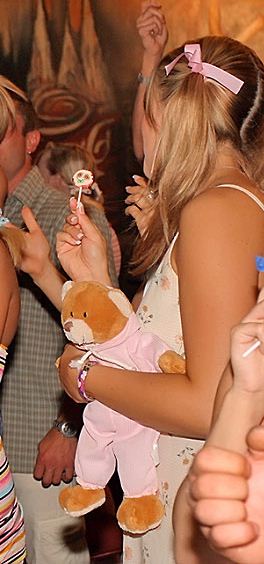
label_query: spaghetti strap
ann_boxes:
[217,183,264,211]
[143,233,178,297]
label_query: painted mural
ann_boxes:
[0,0,264,232]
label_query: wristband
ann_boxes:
[77,360,97,402]
[137,72,151,85]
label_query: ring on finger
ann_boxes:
[147,190,155,201]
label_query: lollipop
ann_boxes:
[72,169,94,208]
[242,255,264,358]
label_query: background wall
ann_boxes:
[0,0,264,243]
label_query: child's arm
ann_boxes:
[0,239,20,346]
[174,295,264,564]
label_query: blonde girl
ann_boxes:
[26,35,264,563]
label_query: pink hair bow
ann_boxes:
[165,43,244,94]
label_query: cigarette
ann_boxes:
[77,186,82,208]
[242,339,261,358]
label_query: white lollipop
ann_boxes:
[72,169,94,208]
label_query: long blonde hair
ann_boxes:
[133,35,264,276]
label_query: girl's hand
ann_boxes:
[58,344,86,403]
[125,175,155,237]
[56,198,111,285]
[137,1,168,59]
[230,289,264,394]
[190,427,264,564]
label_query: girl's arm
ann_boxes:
[132,1,168,161]
[174,295,264,564]
[0,240,20,345]
[59,187,264,437]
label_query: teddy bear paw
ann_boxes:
[59,484,106,517]
[116,494,164,534]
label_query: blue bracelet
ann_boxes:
[77,361,97,402]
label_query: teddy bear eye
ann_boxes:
[70,312,74,317]
[83,312,87,318]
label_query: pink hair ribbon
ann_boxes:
[165,43,244,94]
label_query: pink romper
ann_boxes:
[75,313,172,498]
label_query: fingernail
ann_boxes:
[70,217,77,224]
[78,202,85,214]
[75,239,81,245]
[132,174,140,181]
[77,232,84,240]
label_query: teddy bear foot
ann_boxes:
[59,484,106,517]
[116,494,164,534]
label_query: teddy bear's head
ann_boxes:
[61,281,133,346]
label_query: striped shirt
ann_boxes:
[0,347,26,563]
[0,437,26,563]
[0,345,8,384]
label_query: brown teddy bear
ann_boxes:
[59,281,185,535]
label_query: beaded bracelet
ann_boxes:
[77,360,97,402]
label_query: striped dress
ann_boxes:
[0,345,26,563]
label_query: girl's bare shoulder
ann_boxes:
[180,181,264,236]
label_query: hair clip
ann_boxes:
[165,43,244,95]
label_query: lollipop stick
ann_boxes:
[77,186,83,208]
[242,339,261,358]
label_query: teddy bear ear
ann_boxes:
[61,280,74,301]
[108,289,133,318]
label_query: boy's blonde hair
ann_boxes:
[0,75,28,141]
[133,35,264,275]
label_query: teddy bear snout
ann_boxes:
[64,321,73,332]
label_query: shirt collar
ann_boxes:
[7,166,47,208]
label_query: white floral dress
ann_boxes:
[123,235,204,563]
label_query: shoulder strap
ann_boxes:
[217,184,264,212]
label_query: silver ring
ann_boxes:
[147,190,154,201]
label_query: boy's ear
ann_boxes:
[26,130,41,155]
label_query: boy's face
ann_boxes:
[0,113,28,184]
[0,111,40,192]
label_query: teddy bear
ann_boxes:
[58,280,186,535]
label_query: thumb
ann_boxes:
[21,206,40,233]
[257,285,264,303]
[76,203,101,240]
[246,425,264,459]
